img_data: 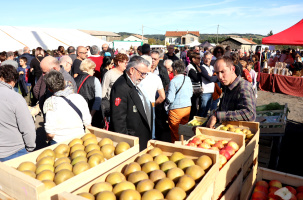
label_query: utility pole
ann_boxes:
[217,24,219,44]
[142,24,144,43]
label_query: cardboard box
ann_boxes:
[70,140,219,200]
[0,127,139,200]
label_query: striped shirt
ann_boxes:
[216,76,256,122]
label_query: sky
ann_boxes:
[1,0,302,36]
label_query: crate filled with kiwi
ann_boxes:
[69,140,219,200]
[0,126,139,200]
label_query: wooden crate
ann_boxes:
[0,126,139,200]
[217,121,260,164]
[219,169,243,200]
[257,103,288,134]
[193,127,245,199]
[240,160,258,200]
[70,140,219,200]
[178,116,207,140]
[258,136,273,168]
[245,167,303,200]
[243,145,258,178]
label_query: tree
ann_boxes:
[148,38,156,45]
[267,30,273,36]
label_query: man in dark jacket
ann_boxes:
[18,47,34,67]
[100,43,114,59]
[109,57,152,150]
[165,45,179,62]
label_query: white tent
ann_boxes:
[188,40,201,47]
[0,26,108,51]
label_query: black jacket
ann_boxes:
[74,72,95,111]
[157,61,170,88]
[109,72,152,150]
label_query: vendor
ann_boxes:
[0,65,36,161]
[206,56,256,128]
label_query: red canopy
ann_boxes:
[262,19,303,46]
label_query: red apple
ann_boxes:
[219,154,227,169]
[286,186,297,195]
[209,147,219,151]
[268,192,279,200]
[256,180,269,188]
[198,142,211,149]
[269,187,280,194]
[203,138,216,145]
[297,186,303,193]
[213,141,225,149]
[252,191,268,200]
[223,146,236,156]
[290,193,298,200]
[186,142,196,147]
[254,185,269,194]
[191,137,202,145]
[296,192,303,200]
[195,135,207,141]
[269,180,282,188]
[226,141,239,151]
[219,149,231,160]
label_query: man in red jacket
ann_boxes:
[88,45,103,81]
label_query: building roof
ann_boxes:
[242,38,257,44]
[165,31,200,37]
[79,30,120,37]
[132,34,148,40]
[221,37,256,45]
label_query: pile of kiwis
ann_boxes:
[16,133,131,190]
[77,147,213,200]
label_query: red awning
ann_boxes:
[262,19,303,46]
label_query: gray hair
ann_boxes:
[151,50,160,56]
[18,49,23,56]
[204,51,213,57]
[164,59,173,67]
[23,47,30,53]
[126,57,149,72]
[59,55,72,65]
[67,46,75,54]
[90,45,99,55]
[6,51,14,58]
[172,60,185,74]
[44,70,65,93]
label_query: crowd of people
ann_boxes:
[1,42,302,160]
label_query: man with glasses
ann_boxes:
[59,55,73,73]
[109,57,152,150]
[71,46,87,78]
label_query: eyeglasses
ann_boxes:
[134,67,148,77]
[195,57,201,60]
[79,52,87,54]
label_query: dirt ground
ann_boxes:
[33,90,303,176]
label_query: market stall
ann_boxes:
[259,73,303,97]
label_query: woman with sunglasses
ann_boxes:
[100,56,114,82]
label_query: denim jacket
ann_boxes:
[167,74,193,110]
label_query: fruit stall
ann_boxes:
[0,122,302,200]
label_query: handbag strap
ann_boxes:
[176,75,185,95]
[60,96,83,121]
[77,75,91,94]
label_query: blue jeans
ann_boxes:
[210,98,220,111]
[0,148,28,162]
[49,140,57,146]
[198,93,213,117]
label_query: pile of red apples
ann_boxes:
[186,135,239,169]
[252,180,303,200]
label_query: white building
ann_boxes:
[165,31,200,45]
[124,34,148,44]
